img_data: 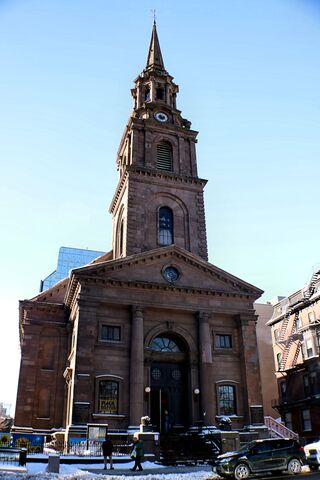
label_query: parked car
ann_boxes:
[304,439,320,471]
[214,438,305,479]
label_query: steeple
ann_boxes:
[146,21,164,70]
[110,22,208,262]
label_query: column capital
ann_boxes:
[197,311,211,323]
[235,313,258,326]
[132,305,144,316]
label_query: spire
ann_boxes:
[146,20,164,69]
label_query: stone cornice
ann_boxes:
[109,170,128,214]
[267,295,320,326]
[130,116,198,138]
[109,167,207,214]
[65,246,263,308]
[76,276,256,301]
[19,300,65,319]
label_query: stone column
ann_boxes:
[129,305,144,427]
[198,312,215,425]
[237,314,263,425]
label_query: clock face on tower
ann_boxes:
[154,111,168,123]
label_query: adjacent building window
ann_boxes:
[101,325,121,342]
[280,380,286,396]
[218,385,236,415]
[284,412,293,431]
[159,207,174,245]
[296,314,302,330]
[308,311,316,323]
[301,408,312,431]
[303,375,310,397]
[216,334,232,349]
[274,328,280,342]
[99,380,118,414]
[310,371,317,395]
[156,142,173,171]
[306,339,314,358]
[276,352,282,370]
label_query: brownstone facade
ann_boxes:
[15,23,264,437]
[268,271,320,443]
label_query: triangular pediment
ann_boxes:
[67,245,262,301]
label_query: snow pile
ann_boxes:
[0,461,217,479]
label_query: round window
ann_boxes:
[163,266,180,283]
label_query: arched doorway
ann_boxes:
[148,334,189,433]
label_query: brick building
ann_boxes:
[267,269,320,443]
[14,23,264,439]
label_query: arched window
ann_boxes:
[150,335,182,352]
[159,207,173,245]
[218,384,236,415]
[145,88,150,101]
[156,142,173,171]
[119,220,124,256]
[99,380,119,414]
[156,88,164,100]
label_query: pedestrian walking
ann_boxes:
[130,436,144,471]
[102,435,114,470]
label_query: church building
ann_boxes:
[15,23,264,438]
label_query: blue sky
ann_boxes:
[0,0,319,412]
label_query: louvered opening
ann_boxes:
[156,143,173,171]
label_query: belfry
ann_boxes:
[15,22,264,439]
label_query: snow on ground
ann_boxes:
[0,461,217,480]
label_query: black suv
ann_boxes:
[215,438,305,479]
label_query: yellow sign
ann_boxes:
[100,399,117,413]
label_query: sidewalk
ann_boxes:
[84,464,214,476]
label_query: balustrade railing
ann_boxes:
[264,416,298,440]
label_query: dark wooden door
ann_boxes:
[150,362,188,432]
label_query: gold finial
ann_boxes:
[151,9,156,25]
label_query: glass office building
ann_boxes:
[40,246,105,292]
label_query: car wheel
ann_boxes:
[287,458,302,474]
[234,463,251,480]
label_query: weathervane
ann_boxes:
[151,9,156,25]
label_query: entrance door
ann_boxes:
[150,362,188,433]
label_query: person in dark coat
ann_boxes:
[102,435,114,470]
[130,436,144,471]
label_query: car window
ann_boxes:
[252,442,271,454]
[237,443,252,454]
[272,440,285,450]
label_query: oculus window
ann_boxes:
[99,380,118,414]
[159,206,173,245]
